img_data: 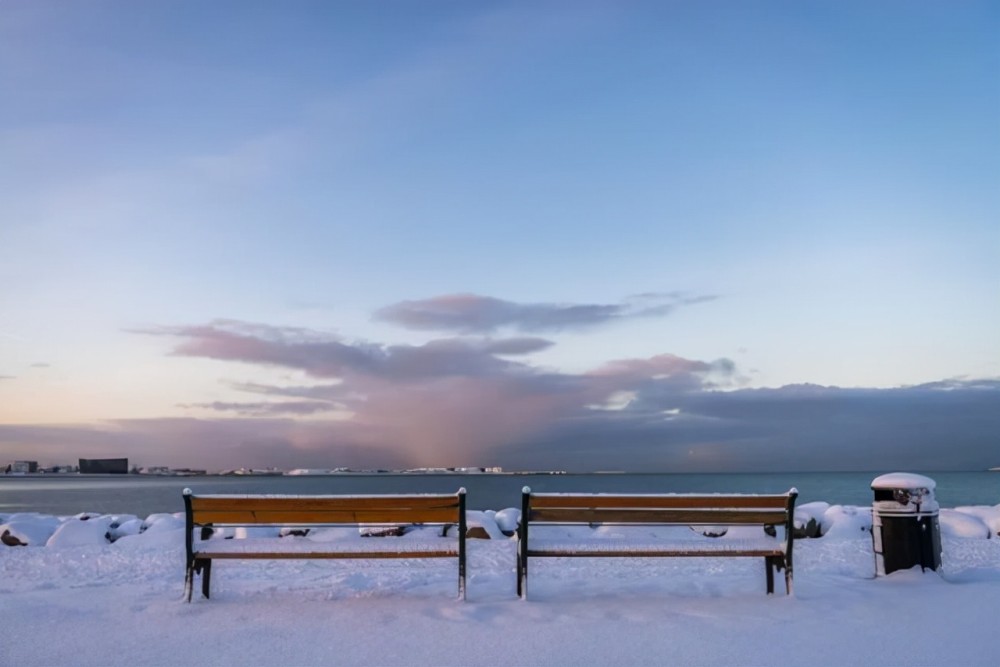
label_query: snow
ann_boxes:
[870,472,937,490]
[819,505,873,537]
[2,504,1000,666]
[939,509,992,539]
[493,508,521,534]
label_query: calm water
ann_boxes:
[1,472,997,517]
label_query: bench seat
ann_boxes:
[525,537,785,557]
[193,536,461,558]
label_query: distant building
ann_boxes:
[79,458,128,474]
[8,460,38,473]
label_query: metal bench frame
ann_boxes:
[183,488,468,601]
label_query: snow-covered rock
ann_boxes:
[952,506,1000,536]
[107,518,144,542]
[940,509,991,539]
[794,502,830,538]
[820,505,872,538]
[0,514,63,546]
[465,511,505,540]
[141,513,184,533]
[47,515,115,547]
[494,508,520,535]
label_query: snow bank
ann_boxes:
[2,505,1000,667]
[940,509,992,539]
[953,505,1000,535]
[46,515,115,547]
[1,513,63,546]
[819,505,872,538]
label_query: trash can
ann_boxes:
[871,472,941,576]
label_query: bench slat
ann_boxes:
[189,496,459,512]
[526,548,782,558]
[528,508,789,525]
[190,508,460,525]
[194,551,458,560]
[529,494,790,509]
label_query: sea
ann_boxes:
[1,471,998,517]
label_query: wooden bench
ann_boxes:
[516,487,797,598]
[182,488,467,601]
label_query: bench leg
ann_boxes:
[201,559,212,599]
[765,557,775,595]
[518,553,528,600]
[184,563,194,602]
[458,555,466,602]
[784,560,793,596]
[516,551,523,599]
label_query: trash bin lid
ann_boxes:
[871,472,936,490]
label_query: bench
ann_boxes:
[182,488,467,601]
[516,487,797,598]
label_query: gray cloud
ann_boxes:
[139,321,552,381]
[179,400,338,417]
[10,315,995,473]
[374,292,718,333]
[120,320,1000,472]
[29,363,50,368]
[3,379,997,473]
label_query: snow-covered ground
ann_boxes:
[2,505,999,667]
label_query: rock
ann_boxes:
[691,525,728,538]
[1,529,26,546]
[359,525,408,537]
[107,518,144,543]
[793,517,821,539]
[280,527,311,537]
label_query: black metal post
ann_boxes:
[457,488,467,601]
[518,486,530,599]
[784,489,798,595]
[182,488,194,602]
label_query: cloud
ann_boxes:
[179,401,338,417]
[0,375,15,380]
[130,318,727,465]
[120,319,1000,471]
[139,321,553,381]
[3,379,998,473]
[9,315,996,473]
[374,292,718,333]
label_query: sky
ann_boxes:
[1,1,998,472]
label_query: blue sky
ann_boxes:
[1,1,998,470]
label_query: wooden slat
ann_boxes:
[194,551,458,560]
[526,548,783,558]
[189,496,459,513]
[528,508,788,525]
[529,494,789,509]
[191,508,459,525]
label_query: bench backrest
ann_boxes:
[523,490,797,526]
[183,490,466,528]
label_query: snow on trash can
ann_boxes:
[871,472,941,576]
